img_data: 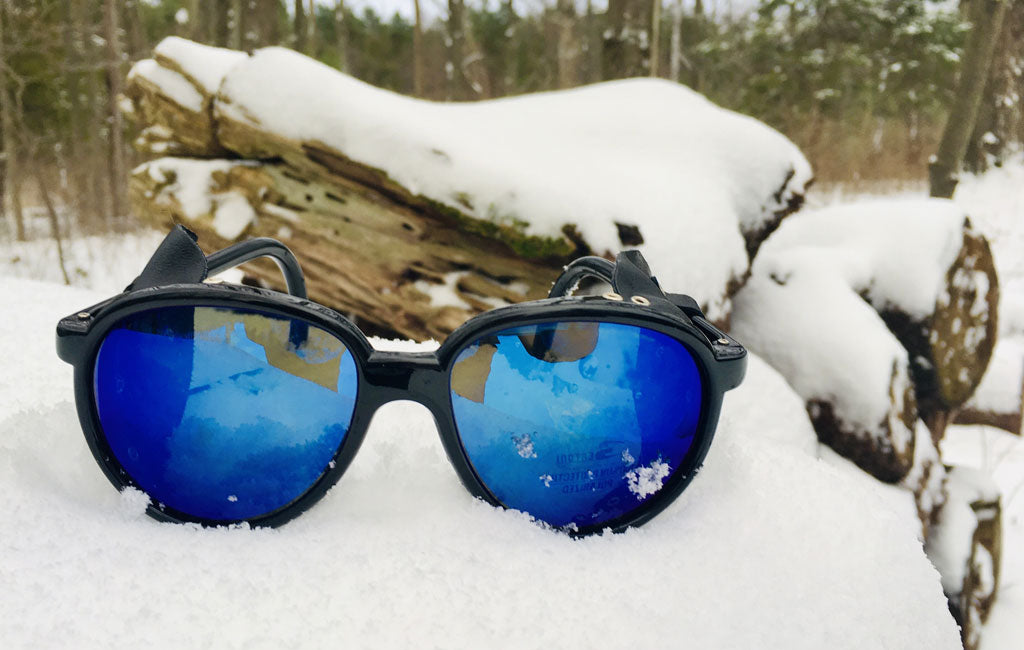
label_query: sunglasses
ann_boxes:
[56,226,746,535]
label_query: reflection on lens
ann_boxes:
[450,321,703,529]
[93,305,359,521]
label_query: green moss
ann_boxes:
[420,196,573,261]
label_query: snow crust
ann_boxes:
[0,277,958,649]
[210,46,811,319]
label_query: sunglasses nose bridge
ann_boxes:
[362,351,447,410]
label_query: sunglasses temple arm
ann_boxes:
[548,256,616,298]
[206,238,308,300]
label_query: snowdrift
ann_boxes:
[0,277,959,648]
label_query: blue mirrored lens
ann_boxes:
[93,305,359,521]
[450,321,703,529]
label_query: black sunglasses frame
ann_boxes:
[56,229,745,536]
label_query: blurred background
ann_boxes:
[0,0,1021,244]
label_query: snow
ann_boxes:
[731,261,914,451]
[138,158,259,236]
[0,274,958,649]
[753,198,968,320]
[213,193,257,240]
[926,466,999,595]
[153,37,246,96]
[208,44,811,320]
[966,337,1024,415]
[127,58,204,113]
[942,425,1024,649]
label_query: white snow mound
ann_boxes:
[0,277,958,649]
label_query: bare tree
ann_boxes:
[0,0,24,240]
[413,0,424,94]
[603,0,654,79]
[670,0,686,81]
[306,0,317,54]
[103,0,127,219]
[650,0,661,77]
[929,0,1009,198]
[335,1,348,73]
[556,0,578,88]
[294,0,308,53]
[447,0,471,99]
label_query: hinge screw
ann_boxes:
[716,337,729,345]
[77,312,91,320]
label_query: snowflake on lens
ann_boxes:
[624,458,671,500]
[511,433,538,459]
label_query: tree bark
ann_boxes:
[412,0,424,95]
[306,0,317,55]
[447,0,472,99]
[669,0,684,82]
[929,0,1009,198]
[335,1,348,73]
[603,0,653,79]
[293,0,308,53]
[650,0,661,77]
[0,0,25,240]
[555,0,577,89]
[103,0,127,219]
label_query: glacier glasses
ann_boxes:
[56,226,746,535]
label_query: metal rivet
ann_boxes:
[630,295,651,306]
[602,292,624,301]
[76,312,90,320]
[717,337,730,345]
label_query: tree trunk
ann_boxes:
[189,0,206,43]
[929,0,1008,198]
[306,0,317,55]
[965,0,1023,172]
[650,0,661,77]
[293,0,308,53]
[670,0,683,82]
[0,0,25,240]
[603,0,653,79]
[103,0,127,219]
[413,0,424,95]
[555,0,577,89]
[447,0,472,99]
[122,0,148,58]
[335,1,348,73]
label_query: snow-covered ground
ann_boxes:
[0,277,959,648]
[0,160,1021,648]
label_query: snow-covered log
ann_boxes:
[926,468,1002,650]
[732,200,999,482]
[124,37,812,339]
[956,338,1024,435]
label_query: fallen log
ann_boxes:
[125,37,812,340]
[732,200,1000,482]
[955,337,1023,435]
[925,467,1002,650]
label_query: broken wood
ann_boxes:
[123,38,812,340]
